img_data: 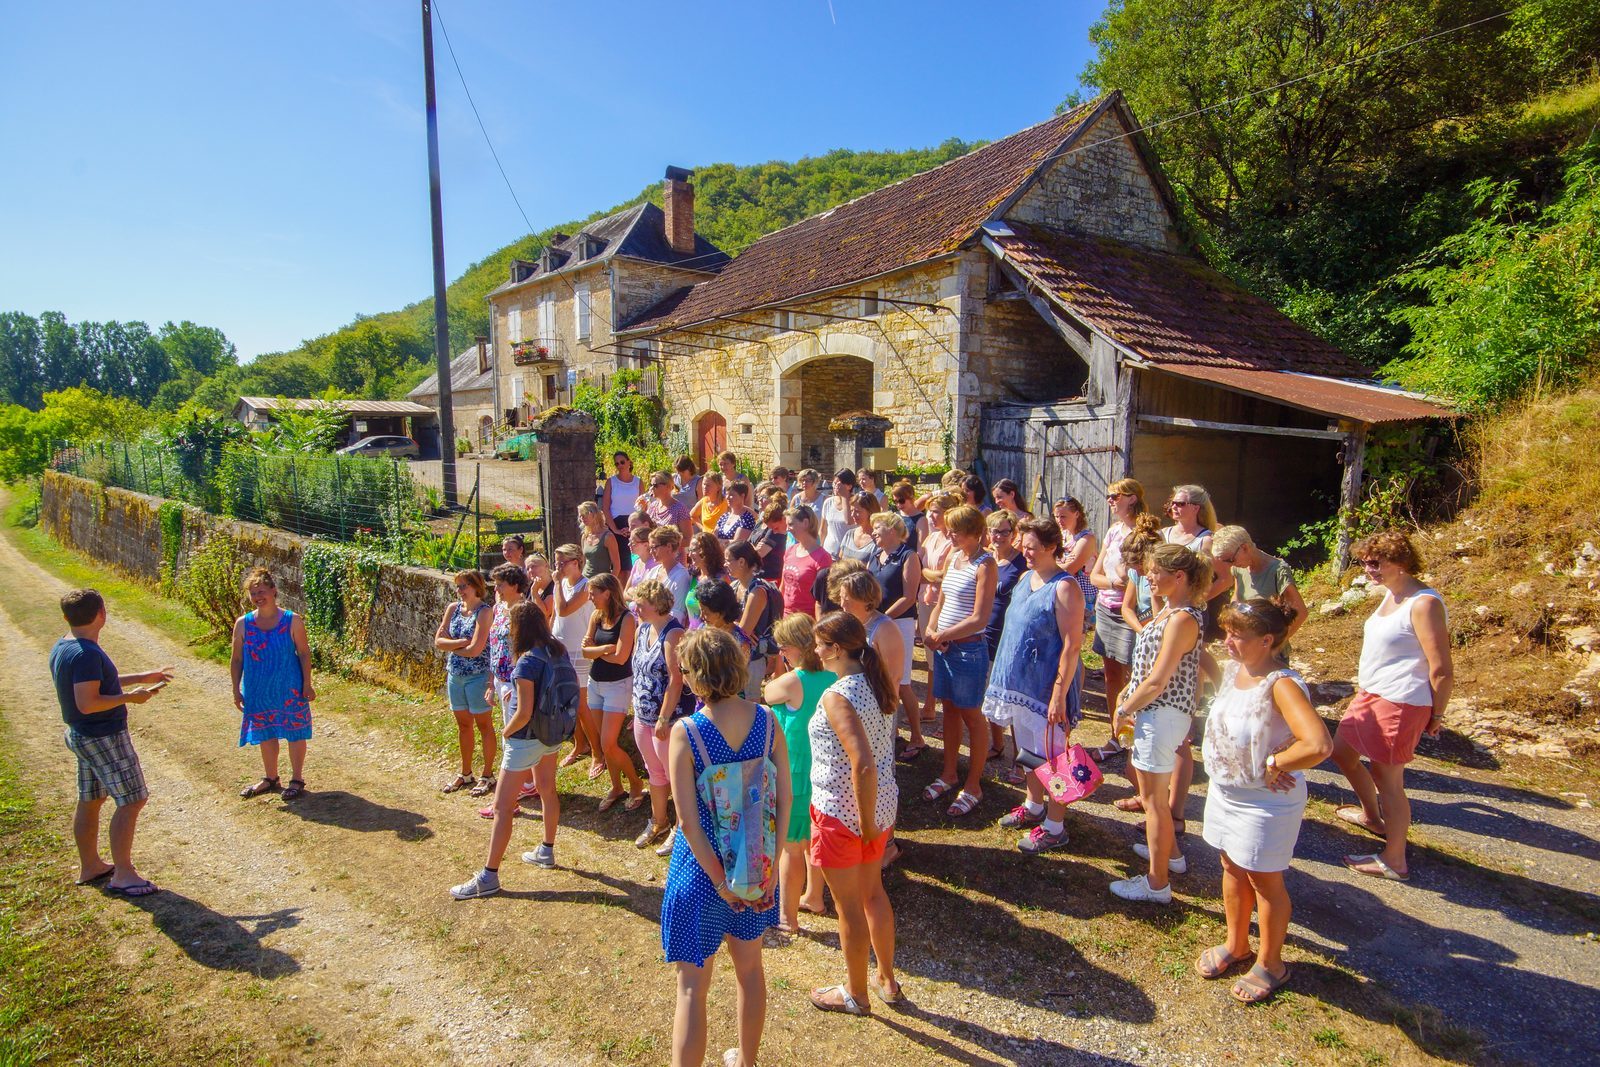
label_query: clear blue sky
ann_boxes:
[0,1,1097,360]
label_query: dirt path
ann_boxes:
[3,514,1598,1065]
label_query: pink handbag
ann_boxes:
[1033,728,1102,806]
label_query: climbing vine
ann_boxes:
[175,534,247,638]
[301,542,348,635]
[156,500,185,594]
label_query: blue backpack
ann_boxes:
[512,647,579,746]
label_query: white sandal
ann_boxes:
[810,983,870,1016]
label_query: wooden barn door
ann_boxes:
[697,412,727,468]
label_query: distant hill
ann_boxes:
[253,139,981,398]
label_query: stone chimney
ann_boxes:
[663,166,695,255]
[475,335,489,374]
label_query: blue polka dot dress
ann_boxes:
[660,710,779,966]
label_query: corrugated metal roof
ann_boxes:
[236,397,437,417]
[1156,365,1455,424]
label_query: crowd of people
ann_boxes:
[49,446,1454,1067]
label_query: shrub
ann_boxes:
[176,533,247,638]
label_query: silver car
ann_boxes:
[338,435,420,459]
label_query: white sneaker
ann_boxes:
[449,868,500,900]
[1133,842,1187,874]
[1109,874,1173,904]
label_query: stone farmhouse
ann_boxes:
[408,340,496,450]
[484,174,728,429]
[597,91,1450,549]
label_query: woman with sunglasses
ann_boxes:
[601,451,641,538]
[1088,479,1146,761]
[1330,531,1452,882]
[1162,484,1216,555]
[435,569,495,796]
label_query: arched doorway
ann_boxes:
[696,411,727,469]
[789,355,873,472]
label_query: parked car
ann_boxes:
[338,435,419,459]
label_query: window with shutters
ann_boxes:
[574,283,592,340]
[507,306,522,342]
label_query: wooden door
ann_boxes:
[697,412,727,468]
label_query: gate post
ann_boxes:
[533,408,598,558]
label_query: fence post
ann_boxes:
[334,455,348,541]
[391,457,401,537]
[156,443,167,498]
[139,444,149,494]
[121,440,131,485]
[290,456,302,536]
[475,463,482,570]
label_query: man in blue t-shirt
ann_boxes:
[49,588,172,896]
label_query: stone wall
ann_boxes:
[41,471,454,693]
[796,356,873,472]
[1006,109,1182,253]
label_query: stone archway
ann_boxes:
[781,354,874,473]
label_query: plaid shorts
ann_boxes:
[63,727,148,805]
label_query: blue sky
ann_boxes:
[0,1,1097,360]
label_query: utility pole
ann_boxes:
[422,0,458,506]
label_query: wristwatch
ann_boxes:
[1265,754,1280,774]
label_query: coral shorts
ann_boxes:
[809,807,892,869]
[1336,690,1433,766]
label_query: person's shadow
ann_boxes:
[116,888,301,977]
[276,789,433,841]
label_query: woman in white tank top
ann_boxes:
[1331,531,1452,883]
[600,452,641,536]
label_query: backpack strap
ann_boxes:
[682,715,712,774]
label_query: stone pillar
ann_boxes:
[829,411,893,477]
[533,408,598,558]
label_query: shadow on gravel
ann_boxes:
[277,789,433,841]
[117,889,301,978]
[873,1001,1145,1067]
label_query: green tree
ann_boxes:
[159,320,237,379]
[0,311,44,407]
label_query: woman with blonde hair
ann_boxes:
[1162,484,1216,554]
[552,544,603,780]
[662,627,790,1067]
[1088,478,1146,762]
[923,504,999,818]
[1053,497,1098,629]
[764,613,836,932]
[781,504,832,617]
[234,567,315,800]
[915,493,957,728]
[628,579,694,854]
[836,490,882,565]
[690,472,730,539]
[1331,531,1451,882]
[868,510,925,760]
[809,612,901,1015]
[582,572,645,812]
[432,568,494,796]
[1109,543,1212,904]
[579,500,623,579]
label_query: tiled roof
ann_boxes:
[985,222,1453,423]
[408,347,494,399]
[488,202,728,298]
[620,99,1105,333]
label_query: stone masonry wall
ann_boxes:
[41,471,454,693]
[1006,109,1181,252]
[796,356,874,472]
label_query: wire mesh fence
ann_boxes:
[54,439,521,572]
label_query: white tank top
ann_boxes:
[552,577,594,659]
[607,474,640,519]
[1357,588,1443,706]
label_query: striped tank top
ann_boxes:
[936,550,991,632]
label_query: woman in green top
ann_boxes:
[763,612,836,933]
[578,502,622,579]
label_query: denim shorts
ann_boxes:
[1131,707,1193,775]
[502,734,560,772]
[447,670,491,714]
[588,675,633,714]
[931,639,989,708]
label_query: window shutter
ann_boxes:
[575,284,591,340]
[508,307,522,342]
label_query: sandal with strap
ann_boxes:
[1231,963,1290,1004]
[810,984,870,1016]
[1195,945,1255,979]
[469,776,497,797]
[1114,795,1145,813]
[240,776,280,799]
[947,790,982,818]
[281,779,307,801]
[442,773,475,794]
[921,777,955,803]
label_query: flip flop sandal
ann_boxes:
[597,792,626,813]
[1114,796,1145,813]
[870,977,906,1005]
[76,868,114,886]
[895,743,927,763]
[281,780,307,800]
[921,777,955,803]
[1230,963,1290,1004]
[624,793,648,812]
[1003,764,1029,785]
[240,776,281,798]
[1336,806,1388,838]
[106,880,160,898]
[442,774,475,794]
[947,790,982,818]
[810,984,870,1016]
[797,901,828,916]
[1343,853,1409,881]
[1195,945,1255,979]
[587,761,610,781]
[1088,740,1124,762]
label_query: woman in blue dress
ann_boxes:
[232,567,315,800]
[981,519,1086,853]
[662,627,792,1067]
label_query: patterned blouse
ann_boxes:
[1127,604,1205,717]
[445,602,491,676]
[489,600,515,684]
[715,506,756,543]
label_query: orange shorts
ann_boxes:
[809,807,892,869]
[1336,690,1432,765]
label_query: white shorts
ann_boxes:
[569,653,592,685]
[1131,708,1193,775]
[892,618,916,686]
[588,675,632,715]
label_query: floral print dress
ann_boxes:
[239,609,311,745]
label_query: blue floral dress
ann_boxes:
[980,572,1081,761]
[661,710,779,966]
[239,609,311,745]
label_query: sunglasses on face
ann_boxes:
[1168,500,1194,510]
[1106,493,1125,501]
[1359,558,1383,569]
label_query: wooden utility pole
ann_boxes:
[422,0,458,506]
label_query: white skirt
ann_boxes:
[1202,777,1308,873]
